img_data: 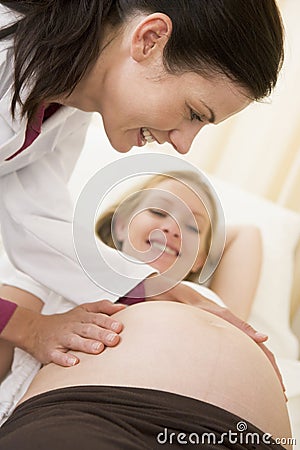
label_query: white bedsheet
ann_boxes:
[0,349,40,424]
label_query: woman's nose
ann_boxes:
[169,121,206,154]
[161,219,180,238]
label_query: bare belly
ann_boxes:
[21,301,291,442]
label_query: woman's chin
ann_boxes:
[105,132,132,153]
[111,142,132,153]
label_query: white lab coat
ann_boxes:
[0,7,154,305]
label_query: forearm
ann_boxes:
[0,285,43,311]
[0,293,32,382]
[210,225,262,320]
[0,297,41,383]
[0,285,43,349]
[0,301,40,350]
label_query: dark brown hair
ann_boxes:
[0,0,284,121]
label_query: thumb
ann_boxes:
[219,309,268,343]
[239,320,268,343]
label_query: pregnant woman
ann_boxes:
[0,172,292,449]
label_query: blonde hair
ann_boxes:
[95,171,218,282]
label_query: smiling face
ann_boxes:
[61,14,251,154]
[114,179,211,281]
[100,69,250,154]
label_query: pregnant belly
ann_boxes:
[21,301,287,437]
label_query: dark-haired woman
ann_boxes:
[0,2,285,370]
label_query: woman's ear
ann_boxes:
[130,13,172,62]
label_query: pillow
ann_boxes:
[210,176,300,359]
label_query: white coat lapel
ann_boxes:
[0,82,75,164]
[40,104,76,135]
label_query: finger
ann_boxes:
[76,323,121,347]
[87,311,124,333]
[222,310,268,343]
[83,300,127,315]
[253,332,268,342]
[202,306,269,344]
[49,350,80,367]
[61,332,110,355]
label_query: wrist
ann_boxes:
[1,305,40,352]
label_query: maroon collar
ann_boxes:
[5,103,61,161]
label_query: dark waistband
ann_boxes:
[4,386,285,449]
[16,385,216,414]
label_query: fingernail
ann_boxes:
[255,332,268,340]
[67,357,78,366]
[92,342,102,351]
[107,333,117,342]
[111,321,120,331]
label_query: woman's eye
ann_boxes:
[148,208,167,217]
[187,224,200,234]
[190,110,205,122]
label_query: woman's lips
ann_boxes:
[147,240,179,257]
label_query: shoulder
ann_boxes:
[181,280,226,307]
